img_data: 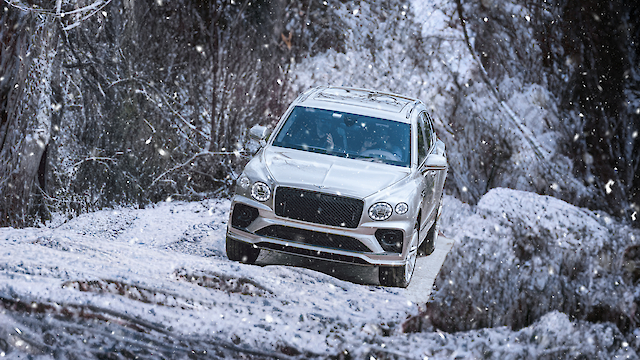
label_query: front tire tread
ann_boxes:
[226,236,260,264]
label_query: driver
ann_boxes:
[315,119,347,152]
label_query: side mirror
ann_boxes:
[249,125,270,146]
[425,154,447,170]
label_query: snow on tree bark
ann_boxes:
[0,11,57,227]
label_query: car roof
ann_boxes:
[294,86,421,123]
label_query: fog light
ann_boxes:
[231,203,259,228]
[375,229,403,253]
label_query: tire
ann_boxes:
[226,237,260,264]
[419,197,442,256]
[379,222,418,288]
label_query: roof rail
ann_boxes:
[324,86,417,102]
[406,100,420,119]
[297,86,326,103]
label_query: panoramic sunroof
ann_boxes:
[315,88,412,113]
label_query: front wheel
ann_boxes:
[226,237,260,264]
[379,223,418,288]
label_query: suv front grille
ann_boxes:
[274,187,363,228]
[255,225,371,252]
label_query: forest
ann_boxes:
[1,0,637,229]
[1,0,640,358]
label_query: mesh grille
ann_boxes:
[256,242,370,265]
[255,225,371,252]
[274,187,363,228]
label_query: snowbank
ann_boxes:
[405,188,640,357]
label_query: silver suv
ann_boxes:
[226,86,447,287]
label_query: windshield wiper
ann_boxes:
[353,155,385,163]
[303,146,330,154]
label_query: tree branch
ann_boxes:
[454,0,548,161]
[150,151,240,188]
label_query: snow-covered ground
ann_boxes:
[0,199,424,359]
[2,189,639,359]
[2,0,638,357]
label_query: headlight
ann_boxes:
[251,182,271,202]
[369,202,393,221]
[395,202,409,215]
[238,175,251,189]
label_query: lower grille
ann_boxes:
[274,187,363,228]
[255,225,371,252]
[256,242,370,265]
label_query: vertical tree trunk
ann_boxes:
[208,2,220,152]
[0,13,58,227]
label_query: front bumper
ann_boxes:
[227,195,412,267]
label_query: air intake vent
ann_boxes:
[256,225,370,252]
[231,203,259,229]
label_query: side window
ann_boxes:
[421,113,433,151]
[417,114,428,164]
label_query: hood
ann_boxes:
[261,146,409,199]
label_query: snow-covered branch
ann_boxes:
[454,0,549,162]
[149,151,241,188]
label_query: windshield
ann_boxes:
[272,106,410,167]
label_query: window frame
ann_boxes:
[417,112,434,166]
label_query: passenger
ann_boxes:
[360,128,404,161]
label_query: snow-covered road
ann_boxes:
[0,199,452,359]
[406,235,454,304]
[257,234,454,304]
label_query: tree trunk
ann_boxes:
[0,13,58,227]
[208,2,220,152]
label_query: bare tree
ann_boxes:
[0,5,57,227]
[0,0,345,227]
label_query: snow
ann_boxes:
[0,199,417,358]
[397,311,636,359]
[420,188,640,357]
[2,0,639,358]
[2,189,640,358]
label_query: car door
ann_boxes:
[425,113,447,205]
[417,112,437,235]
